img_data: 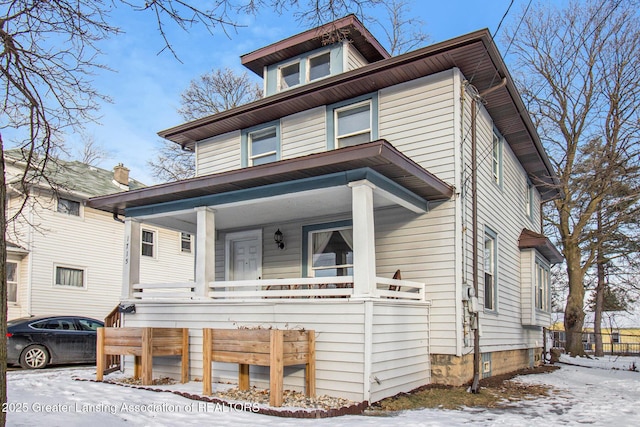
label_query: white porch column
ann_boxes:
[122,218,141,299]
[349,180,377,298]
[195,207,216,298]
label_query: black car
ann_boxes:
[6,316,104,369]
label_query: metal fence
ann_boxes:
[551,330,640,355]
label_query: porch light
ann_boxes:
[274,228,285,250]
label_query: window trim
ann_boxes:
[53,264,87,289]
[6,261,18,303]
[241,121,281,167]
[326,93,378,150]
[492,129,503,187]
[141,228,157,258]
[484,228,498,312]
[57,197,81,217]
[277,60,301,91]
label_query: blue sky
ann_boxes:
[44,0,540,185]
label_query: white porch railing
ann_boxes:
[132,282,196,300]
[131,277,426,301]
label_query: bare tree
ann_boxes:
[1,1,382,424]
[370,0,429,55]
[77,135,112,166]
[178,68,263,121]
[149,142,197,182]
[506,1,640,356]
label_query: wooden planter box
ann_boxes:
[202,328,315,407]
[96,327,189,385]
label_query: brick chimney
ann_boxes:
[113,163,130,187]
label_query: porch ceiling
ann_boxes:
[87,140,454,219]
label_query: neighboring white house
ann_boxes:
[88,15,562,403]
[4,150,194,321]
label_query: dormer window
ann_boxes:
[308,52,330,81]
[279,62,300,90]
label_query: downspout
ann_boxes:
[470,77,508,394]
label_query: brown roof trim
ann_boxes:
[518,229,563,264]
[87,140,454,216]
[158,28,560,200]
[240,14,390,75]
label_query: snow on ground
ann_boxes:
[5,354,640,426]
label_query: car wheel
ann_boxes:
[19,345,50,369]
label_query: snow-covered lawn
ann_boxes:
[5,354,640,426]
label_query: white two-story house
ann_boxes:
[88,15,562,404]
[5,150,194,321]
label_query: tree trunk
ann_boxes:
[563,244,587,357]
[594,208,605,357]
[1,138,8,427]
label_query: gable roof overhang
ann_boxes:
[159,29,559,201]
[240,14,390,75]
[87,140,454,217]
[519,228,563,264]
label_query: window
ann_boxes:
[484,230,497,311]
[55,266,85,288]
[248,127,278,165]
[535,259,550,311]
[57,198,80,216]
[308,52,330,81]
[307,226,353,277]
[180,232,192,253]
[526,182,534,218]
[492,130,503,185]
[6,261,17,303]
[335,101,372,148]
[141,229,156,257]
[279,62,300,90]
[611,332,620,344]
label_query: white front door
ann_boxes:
[225,230,262,281]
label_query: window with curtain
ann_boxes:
[142,229,155,257]
[55,266,85,288]
[310,227,353,277]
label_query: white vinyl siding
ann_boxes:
[281,107,326,159]
[121,299,429,403]
[196,131,241,176]
[345,43,368,70]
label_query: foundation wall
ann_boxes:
[430,348,541,386]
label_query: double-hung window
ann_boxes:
[279,61,300,90]
[526,182,534,218]
[308,52,330,81]
[335,101,372,148]
[55,266,85,288]
[180,232,192,253]
[248,127,278,165]
[6,261,17,303]
[484,230,497,311]
[141,229,156,257]
[535,259,550,311]
[57,198,80,216]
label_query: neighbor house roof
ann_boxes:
[87,140,454,216]
[4,149,145,199]
[159,27,560,201]
[240,14,390,75]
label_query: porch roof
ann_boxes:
[87,140,454,217]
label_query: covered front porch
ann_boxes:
[88,140,454,403]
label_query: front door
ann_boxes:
[226,230,262,282]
